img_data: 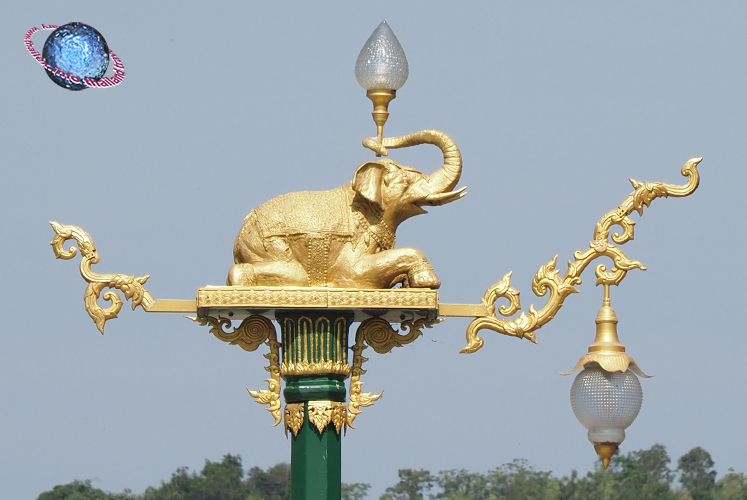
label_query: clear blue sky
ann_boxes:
[2,2,745,499]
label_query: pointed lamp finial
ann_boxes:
[595,444,618,470]
[355,21,409,149]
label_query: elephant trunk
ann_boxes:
[381,130,462,193]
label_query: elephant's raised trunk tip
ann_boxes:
[382,129,462,194]
[426,131,462,194]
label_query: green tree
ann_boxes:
[36,479,134,500]
[484,459,557,500]
[556,468,617,500]
[715,469,747,500]
[556,445,678,500]
[611,444,677,500]
[342,482,371,500]
[380,469,434,500]
[142,454,247,500]
[246,463,291,500]
[435,469,489,500]
[200,454,246,499]
[141,466,194,499]
[678,447,717,500]
[435,461,560,500]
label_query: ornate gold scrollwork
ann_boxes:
[347,317,439,428]
[188,315,282,426]
[49,222,154,333]
[461,158,702,353]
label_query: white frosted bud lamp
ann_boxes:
[563,284,651,469]
[355,20,409,147]
[570,365,642,469]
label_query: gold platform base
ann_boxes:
[197,286,439,322]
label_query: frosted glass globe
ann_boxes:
[355,21,409,90]
[570,364,642,445]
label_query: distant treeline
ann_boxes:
[37,444,747,500]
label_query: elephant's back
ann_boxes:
[254,187,354,238]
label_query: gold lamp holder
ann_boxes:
[563,284,651,378]
[366,89,396,153]
[564,284,651,469]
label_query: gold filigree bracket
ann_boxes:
[187,315,282,426]
[454,157,702,353]
[347,317,440,429]
[49,222,158,333]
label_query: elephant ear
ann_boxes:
[352,162,384,209]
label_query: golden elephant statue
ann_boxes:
[227,130,466,289]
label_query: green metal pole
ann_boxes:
[286,378,345,499]
[279,311,352,500]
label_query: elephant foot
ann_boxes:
[408,261,441,289]
[227,264,256,286]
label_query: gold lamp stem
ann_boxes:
[366,89,396,155]
[590,284,625,354]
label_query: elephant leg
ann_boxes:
[227,263,256,286]
[355,248,441,289]
[227,261,309,287]
[407,260,440,288]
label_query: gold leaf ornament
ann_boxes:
[308,401,347,434]
[284,403,305,437]
[283,402,347,437]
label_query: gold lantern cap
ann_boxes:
[562,285,651,377]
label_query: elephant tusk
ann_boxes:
[421,187,467,206]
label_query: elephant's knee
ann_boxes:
[227,264,256,286]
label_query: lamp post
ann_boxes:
[49,21,702,500]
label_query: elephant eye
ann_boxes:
[383,168,398,185]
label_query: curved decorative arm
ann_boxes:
[49,222,154,333]
[461,158,702,353]
[347,317,439,428]
[188,315,282,426]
